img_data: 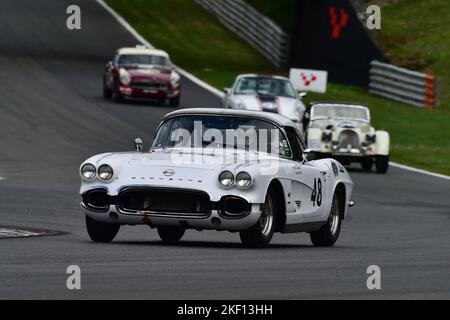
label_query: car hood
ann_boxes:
[123,66,171,82]
[82,148,284,181]
[235,95,304,122]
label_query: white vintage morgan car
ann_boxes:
[305,102,390,174]
[79,108,354,248]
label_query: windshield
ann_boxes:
[152,115,291,157]
[234,77,296,98]
[118,54,171,67]
[311,105,370,121]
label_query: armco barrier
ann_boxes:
[194,0,289,67]
[369,61,438,109]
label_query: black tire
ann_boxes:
[361,157,374,171]
[375,155,389,174]
[113,84,123,103]
[169,95,180,107]
[86,216,120,243]
[103,80,113,99]
[310,192,342,247]
[240,188,277,248]
[157,226,185,244]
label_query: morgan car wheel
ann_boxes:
[310,192,342,247]
[375,155,389,174]
[361,157,374,171]
[86,216,120,243]
[157,226,185,244]
[239,189,277,248]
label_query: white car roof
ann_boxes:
[117,46,169,58]
[163,108,297,128]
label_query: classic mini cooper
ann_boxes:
[103,45,181,106]
[80,109,354,248]
[305,102,390,173]
[223,74,306,132]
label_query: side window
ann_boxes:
[284,127,304,162]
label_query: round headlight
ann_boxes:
[219,171,234,187]
[119,68,131,86]
[98,164,114,181]
[236,172,252,189]
[81,163,96,180]
[171,71,180,86]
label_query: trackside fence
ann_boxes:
[194,0,289,67]
[369,61,438,109]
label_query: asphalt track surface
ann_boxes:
[0,0,449,299]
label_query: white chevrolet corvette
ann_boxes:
[223,74,306,132]
[79,108,354,248]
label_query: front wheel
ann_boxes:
[113,84,123,103]
[103,80,113,99]
[239,189,277,248]
[310,192,342,247]
[375,155,389,174]
[86,216,120,243]
[157,226,185,244]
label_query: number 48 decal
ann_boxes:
[311,178,322,207]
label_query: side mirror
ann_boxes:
[224,87,231,95]
[299,92,308,99]
[134,138,143,152]
[302,149,313,164]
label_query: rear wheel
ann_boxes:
[169,95,180,107]
[375,155,389,174]
[361,157,374,171]
[157,226,185,244]
[310,192,342,247]
[86,216,120,243]
[239,189,277,248]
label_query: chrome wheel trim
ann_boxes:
[260,194,274,237]
[329,196,340,236]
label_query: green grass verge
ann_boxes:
[243,0,296,33]
[105,0,450,175]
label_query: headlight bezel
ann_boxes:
[218,170,235,188]
[236,171,253,190]
[98,164,114,181]
[81,163,96,181]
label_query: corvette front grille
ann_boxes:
[117,188,212,216]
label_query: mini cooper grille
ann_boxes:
[131,82,168,90]
[118,188,212,215]
[338,130,360,149]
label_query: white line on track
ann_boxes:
[390,162,450,181]
[96,0,449,182]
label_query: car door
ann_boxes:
[284,126,328,221]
